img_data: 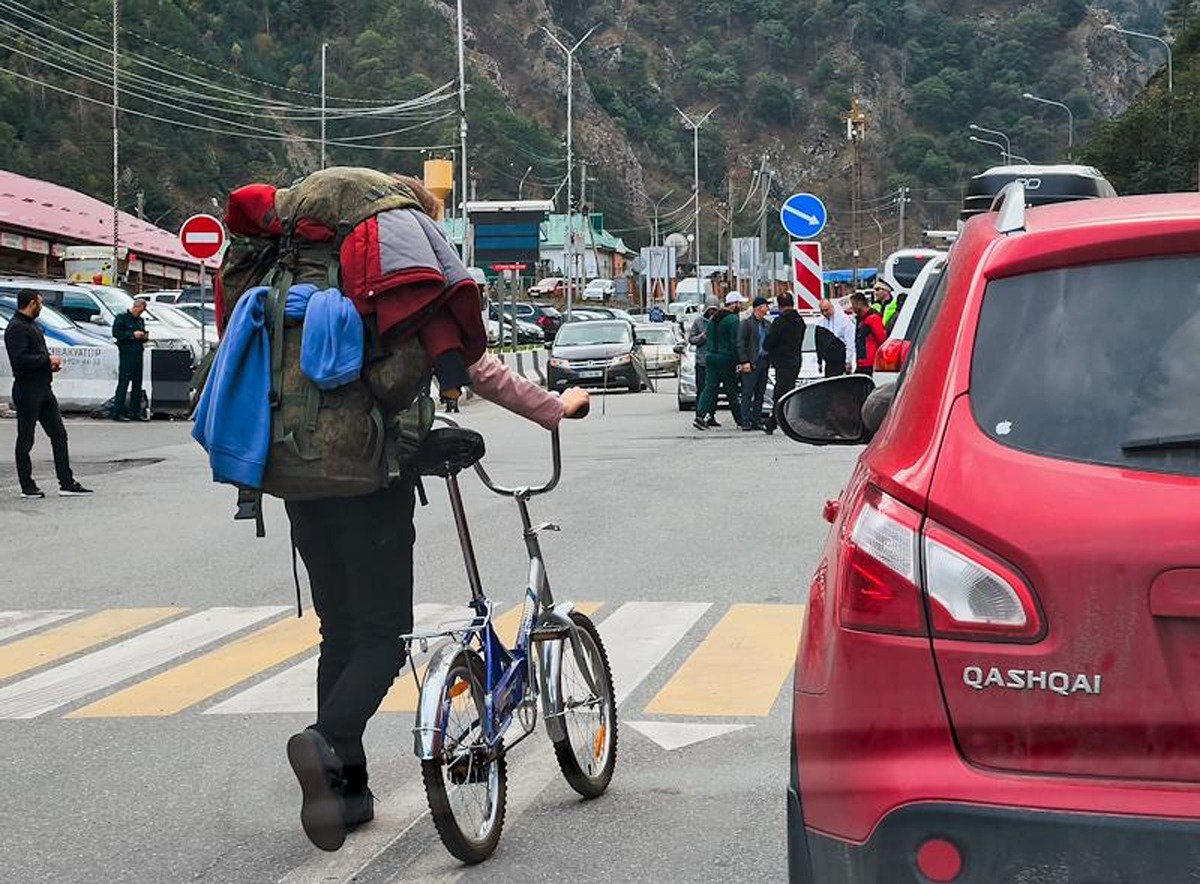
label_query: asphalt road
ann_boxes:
[0,381,858,883]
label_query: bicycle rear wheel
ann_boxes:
[420,648,507,864]
[552,611,617,798]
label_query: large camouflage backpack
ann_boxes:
[220,168,435,502]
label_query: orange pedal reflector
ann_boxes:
[593,724,606,759]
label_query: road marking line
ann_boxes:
[597,601,711,704]
[205,604,459,716]
[0,607,285,719]
[0,610,81,644]
[0,608,181,683]
[68,614,321,718]
[645,603,803,717]
[625,720,751,751]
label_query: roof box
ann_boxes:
[960,164,1117,221]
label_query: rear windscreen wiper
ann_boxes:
[1121,432,1200,452]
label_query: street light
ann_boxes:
[1105,24,1172,93]
[650,189,675,247]
[969,124,1012,165]
[970,134,1008,160]
[1023,92,1074,154]
[543,24,598,315]
[676,105,718,297]
[518,165,533,199]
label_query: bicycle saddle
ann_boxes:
[413,427,486,477]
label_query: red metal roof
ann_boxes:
[0,170,219,268]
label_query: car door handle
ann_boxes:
[1150,570,1200,619]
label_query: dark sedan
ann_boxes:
[546,320,650,393]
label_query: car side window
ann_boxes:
[59,292,103,324]
[895,263,950,389]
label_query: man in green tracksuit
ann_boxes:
[111,298,149,421]
[694,292,745,431]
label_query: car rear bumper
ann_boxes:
[789,792,1200,883]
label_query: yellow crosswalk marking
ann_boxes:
[0,608,181,682]
[644,603,804,717]
[379,601,602,713]
[67,614,320,718]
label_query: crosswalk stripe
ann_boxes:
[0,607,285,719]
[67,614,321,718]
[0,610,81,644]
[0,608,181,683]
[644,603,804,717]
[378,600,604,713]
[597,602,711,704]
[204,604,460,716]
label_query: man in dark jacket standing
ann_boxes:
[763,293,806,434]
[111,298,149,421]
[687,297,719,426]
[736,296,772,431]
[3,289,91,498]
[694,293,744,431]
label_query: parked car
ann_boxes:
[779,187,1200,883]
[677,322,821,413]
[501,302,562,337]
[529,277,567,299]
[173,302,219,329]
[0,297,121,411]
[140,289,184,304]
[634,323,683,376]
[564,306,636,324]
[0,279,194,362]
[879,248,945,295]
[546,320,650,393]
[873,254,948,387]
[148,302,218,357]
[666,301,703,327]
[583,278,615,302]
[487,305,544,344]
[674,277,714,304]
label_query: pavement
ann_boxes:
[0,381,858,883]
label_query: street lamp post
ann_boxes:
[970,135,1008,161]
[1023,92,1074,156]
[544,24,598,315]
[969,124,1013,165]
[676,106,718,298]
[1105,24,1172,93]
[651,189,675,247]
[456,0,469,262]
[518,165,532,199]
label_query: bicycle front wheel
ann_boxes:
[420,648,507,864]
[552,611,617,798]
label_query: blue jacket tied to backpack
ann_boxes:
[192,284,364,489]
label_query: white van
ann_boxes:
[674,277,714,305]
[880,248,945,295]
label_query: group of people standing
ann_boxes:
[687,279,902,432]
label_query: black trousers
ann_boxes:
[12,383,74,491]
[740,362,769,428]
[823,361,847,378]
[767,361,801,430]
[114,347,144,418]
[694,362,707,412]
[286,480,416,774]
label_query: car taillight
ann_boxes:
[837,486,926,636]
[922,522,1044,642]
[874,338,911,373]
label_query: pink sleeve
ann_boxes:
[467,353,565,430]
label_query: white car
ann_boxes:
[148,302,218,359]
[880,248,946,296]
[583,279,614,302]
[873,253,948,387]
[634,324,683,376]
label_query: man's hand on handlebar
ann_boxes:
[561,387,590,419]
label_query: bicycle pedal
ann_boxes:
[532,522,561,533]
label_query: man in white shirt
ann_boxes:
[814,298,857,377]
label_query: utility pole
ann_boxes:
[847,100,867,289]
[457,0,469,261]
[112,0,120,283]
[320,42,327,169]
[544,25,598,315]
[676,105,718,296]
[136,190,145,221]
[898,187,910,249]
[758,154,769,297]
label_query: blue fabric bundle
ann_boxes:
[295,284,364,390]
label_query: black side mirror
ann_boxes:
[775,375,876,446]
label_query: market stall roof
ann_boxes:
[0,170,219,268]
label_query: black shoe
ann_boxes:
[705,416,720,428]
[59,481,93,497]
[287,728,347,852]
[19,486,44,499]
[741,424,758,432]
[693,418,708,431]
[343,786,375,831]
[763,424,776,435]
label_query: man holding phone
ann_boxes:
[3,289,91,498]
[112,298,149,421]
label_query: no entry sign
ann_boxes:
[178,214,226,261]
[792,241,823,311]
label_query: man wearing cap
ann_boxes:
[694,292,744,431]
[736,295,772,432]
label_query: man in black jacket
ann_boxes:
[3,290,91,498]
[763,292,807,434]
[111,298,149,421]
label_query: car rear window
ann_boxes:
[971,255,1200,478]
[891,256,931,288]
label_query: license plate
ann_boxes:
[578,370,603,379]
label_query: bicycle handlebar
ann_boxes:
[432,414,562,499]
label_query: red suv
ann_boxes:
[777,188,1200,883]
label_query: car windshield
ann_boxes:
[89,286,135,312]
[150,305,200,329]
[638,327,676,345]
[555,322,630,346]
[891,255,933,288]
[971,255,1200,478]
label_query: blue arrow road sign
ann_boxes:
[780,193,828,240]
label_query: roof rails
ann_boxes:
[991,181,1027,235]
